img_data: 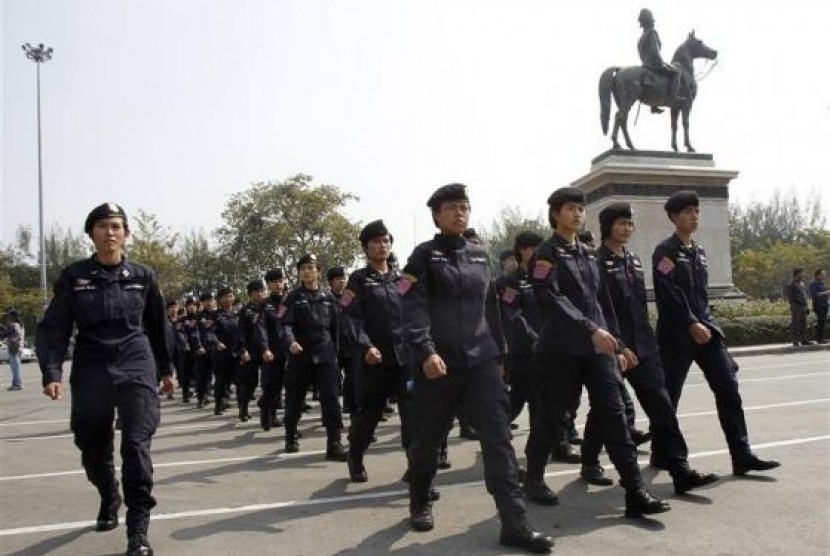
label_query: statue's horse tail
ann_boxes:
[599,67,619,135]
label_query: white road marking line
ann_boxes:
[2,397,828,483]
[0,435,826,538]
[685,371,829,387]
[0,422,230,442]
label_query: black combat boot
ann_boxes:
[523,479,559,506]
[624,488,671,518]
[580,464,613,486]
[732,454,781,476]
[672,467,719,495]
[238,404,250,423]
[213,398,223,416]
[550,443,581,464]
[459,423,479,440]
[95,491,122,532]
[326,440,348,462]
[409,502,434,531]
[125,533,153,556]
[347,452,368,483]
[436,446,452,469]
[285,432,299,453]
[498,506,554,554]
[258,400,273,431]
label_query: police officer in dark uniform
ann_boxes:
[342,220,414,483]
[178,296,201,403]
[260,268,288,429]
[280,253,348,461]
[528,187,669,518]
[212,286,246,416]
[584,202,719,492]
[401,183,552,553]
[194,292,218,409]
[328,266,358,416]
[653,191,781,476]
[237,280,269,422]
[165,300,187,400]
[36,203,173,556]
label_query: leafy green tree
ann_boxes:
[127,209,186,298]
[177,229,230,296]
[479,206,548,274]
[732,236,830,299]
[729,188,825,253]
[215,174,362,283]
[44,225,90,284]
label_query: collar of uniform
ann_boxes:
[433,233,466,250]
[597,244,627,261]
[551,233,580,253]
[671,233,697,253]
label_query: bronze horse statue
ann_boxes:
[599,32,717,152]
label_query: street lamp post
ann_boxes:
[22,42,53,309]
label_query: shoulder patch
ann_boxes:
[276,304,287,318]
[397,273,418,295]
[532,260,554,280]
[656,256,676,275]
[340,288,356,308]
[500,287,519,305]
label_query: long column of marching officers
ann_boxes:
[36,187,781,556]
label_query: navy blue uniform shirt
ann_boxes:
[496,267,542,355]
[400,234,504,370]
[279,285,338,363]
[36,256,172,387]
[652,234,723,340]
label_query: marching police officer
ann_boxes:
[342,220,413,483]
[260,269,288,429]
[237,280,269,422]
[280,253,348,461]
[528,187,669,518]
[212,287,245,416]
[585,202,719,492]
[165,300,187,399]
[178,296,201,403]
[653,191,780,476]
[36,203,174,556]
[401,183,553,553]
[327,266,358,416]
[194,292,218,409]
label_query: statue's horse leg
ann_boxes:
[682,104,695,152]
[671,107,680,152]
[619,102,636,150]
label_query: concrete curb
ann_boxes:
[728,342,830,358]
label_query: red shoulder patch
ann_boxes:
[340,288,355,308]
[656,256,676,275]
[397,273,418,295]
[500,287,518,305]
[532,260,553,280]
[276,304,287,318]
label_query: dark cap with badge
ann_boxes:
[599,202,634,239]
[498,249,515,263]
[664,190,700,214]
[264,268,284,282]
[514,231,543,250]
[296,253,319,269]
[427,183,469,209]
[547,187,585,210]
[166,300,179,309]
[326,266,346,281]
[84,202,129,235]
[216,286,233,298]
[199,292,214,302]
[359,220,391,247]
[246,279,265,293]
[185,296,197,305]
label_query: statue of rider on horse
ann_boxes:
[599,8,718,152]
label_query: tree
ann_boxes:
[729,188,826,253]
[177,229,229,296]
[732,238,830,300]
[127,209,186,298]
[215,174,362,284]
[44,225,90,284]
[479,206,548,274]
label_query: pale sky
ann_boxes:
[2,0,828,258]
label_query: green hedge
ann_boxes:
[720,315,793,347]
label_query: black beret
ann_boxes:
[199,292,214,302]
[246,279,265,293]
[514,231,543,250]
[166,300,179,309]
[7,309,20,318]
[664,190,699,214]
[264,268,284,282]
[599,203,633,239]
[84,202,128,234]
[326,266,346,281]
[296,253,319,269]
[427,183,469,209]
[359,219,390,246]
[498,249,515,263]
[547,187,585,209]
[185,296,197,305]
[462,228,479,240]
[216,286,233,298]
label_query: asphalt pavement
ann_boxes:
[0,346,828,556]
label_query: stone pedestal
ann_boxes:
[571,149,744,299]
